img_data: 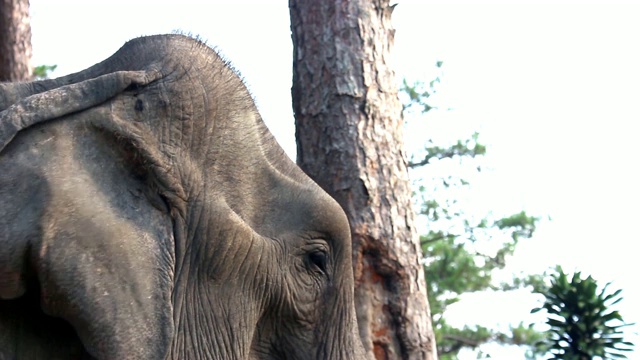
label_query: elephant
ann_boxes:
[0,34,365,359]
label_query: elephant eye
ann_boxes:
[307,250,328,275]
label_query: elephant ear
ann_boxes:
[0,70,160,152]
[0,70,179,359]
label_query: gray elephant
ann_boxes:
[0,34,365,359]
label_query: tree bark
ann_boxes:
[0,0,32,82]
[289,1,437,359]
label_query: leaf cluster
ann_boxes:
[532,267,634,359]
[33,64,57,80]
[409,132,486,169]
[436,321,547,360]
[421,210,540,357]
[401,60,443,114]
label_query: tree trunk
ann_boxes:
[0,0,32,82]
[289,1,437,359]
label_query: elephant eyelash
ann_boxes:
[307,250,329,275]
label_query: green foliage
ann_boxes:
[422,211,538,304]
[532,267,635,359]
[33,64,57,80]
[409,132,486,168]
[401,60,443,114]
[436,323,493,359]
[421,209,540,358]
[436,321,548,360]
[495,211,536,241]
[403,62,544,358]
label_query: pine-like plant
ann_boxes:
[532,267,634,359]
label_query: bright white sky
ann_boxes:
[29,1,640,358]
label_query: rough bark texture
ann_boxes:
[0,0,32,82]
[289,1,437,359]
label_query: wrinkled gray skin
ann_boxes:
[0,34,365,359]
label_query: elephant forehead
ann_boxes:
[207,167,350,249]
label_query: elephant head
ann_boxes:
[0,34,365,359]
